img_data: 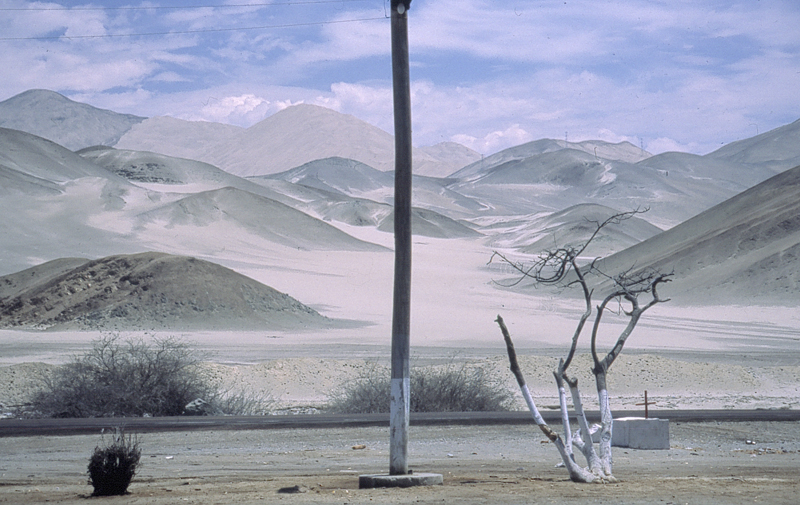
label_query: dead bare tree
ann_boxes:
[490,209,671,482]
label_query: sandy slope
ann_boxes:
[591,165,800,304]
[0,252,338,332]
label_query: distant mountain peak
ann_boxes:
[8,89,72,102]
[0,89,145,151]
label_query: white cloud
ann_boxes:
[410,0,608,64]
[187,93,309,126]
[647,137,702,155]
[200,94,267,123]
[1,0,797,157]
[451,124,532,154]
[313,82,394,132]
[151,71,187,83]
[593,129,639,147]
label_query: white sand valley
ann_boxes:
[2,237,799,414]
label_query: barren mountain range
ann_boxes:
[0,89,798,330]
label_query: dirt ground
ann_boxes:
[1,420,798,504]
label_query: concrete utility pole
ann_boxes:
[389,0,413,477]
[360,2,442,486]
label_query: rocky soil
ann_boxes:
[1,421,798,504]
[0,252,335,331]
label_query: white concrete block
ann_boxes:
[611,417,670,450]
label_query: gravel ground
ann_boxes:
[1,421,798,504]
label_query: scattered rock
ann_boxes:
[277,485,308,494]
[183,398,218,416]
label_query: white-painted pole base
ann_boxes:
[359,472,444,489]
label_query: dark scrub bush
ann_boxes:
[88,428,141,496]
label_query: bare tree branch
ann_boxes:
[493,208,669,483]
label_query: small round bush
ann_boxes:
[329,362,512,414]
[88,428,141,496]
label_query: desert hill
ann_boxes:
[376,208,482,239]
[77,146,232,185]
[112,115,244,160]
[0,127,393,277]
[418,141,484,173]
[267,156,394,195]
[0,252,335,331]
[589,165,800,305]
[706,118,800,173]
[0,162,61,197]
[0,128,129,187]
[448,149,696,227]
[450,138,651,181]
[262,156,485,222]
[1,89,800,319]
[0,90,144,151]
[447,138,789,228]
[637,151,770,193]
[76,145,331,213]
[0,89,480,178]
[483,203,663,257]
[136,186,387,251]
[293,192,480,239]
[116,103,480,177]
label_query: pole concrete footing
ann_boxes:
[359,472,443,489]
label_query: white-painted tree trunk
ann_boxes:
[491,211,670,484]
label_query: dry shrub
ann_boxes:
[29,335,269,417]
[329,362,512,414]
[87,428,141,496]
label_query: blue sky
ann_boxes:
[1,0,799,155]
